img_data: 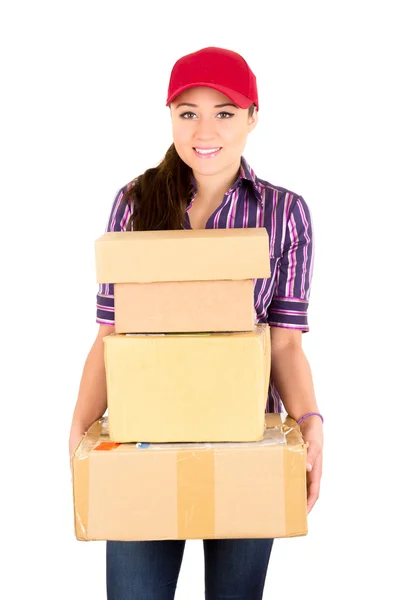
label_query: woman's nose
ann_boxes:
[194,117,217,140]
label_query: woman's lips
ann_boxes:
[193,147,222,158]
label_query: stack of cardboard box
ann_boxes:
[72,229,308,541]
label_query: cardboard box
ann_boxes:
[95,228,270,284]
[103,325,270,443]
[72,414,308,541]
[114,279,256,333]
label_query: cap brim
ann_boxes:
[166,82,254,109]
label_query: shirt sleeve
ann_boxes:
[96,185,133,325]
[267,195,314,331]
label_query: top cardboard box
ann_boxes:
[95,228,270,283]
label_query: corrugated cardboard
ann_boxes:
[95,228,270,284]
[103,325,271,443]
[72,414,308,541]
[114,279,256,333]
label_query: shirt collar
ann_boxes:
[190,156,264,206]
[239,156,264,205]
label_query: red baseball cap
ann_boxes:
[166,47,259,110]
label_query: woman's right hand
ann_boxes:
[69,426,85,463]
[68,324,114,468]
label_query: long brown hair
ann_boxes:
[125,103,256,231]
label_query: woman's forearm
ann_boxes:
[70,329,112,436]
[270,339,319,421]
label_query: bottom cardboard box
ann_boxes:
[72,414,307,541]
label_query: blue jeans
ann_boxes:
[106,538,274,599]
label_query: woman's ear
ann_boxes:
[248,108,258,132]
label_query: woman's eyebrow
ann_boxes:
[175,102,239,109]
[215,103,239,108]
[175,103,197,108]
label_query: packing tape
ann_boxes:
[73,455,90,540]
[177,448,215,539]
[73,423,104,541]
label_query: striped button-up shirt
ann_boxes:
[96,156,314,413]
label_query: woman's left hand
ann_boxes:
[299,416,324,514]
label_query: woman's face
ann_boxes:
[170,86,257,179]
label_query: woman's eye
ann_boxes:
[180,112,197,119]
[217,112,234,119]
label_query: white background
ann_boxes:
[1,1,396,598]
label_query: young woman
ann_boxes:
[69,46,324,600]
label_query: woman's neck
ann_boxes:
[192,162,241,205]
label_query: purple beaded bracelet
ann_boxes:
[297,412,324,425]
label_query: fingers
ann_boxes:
[306,441,319,472]
[307,479,320,514]
[306,456,322,514]
[302,430,323,514]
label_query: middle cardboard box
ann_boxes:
[104,324,271,443]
